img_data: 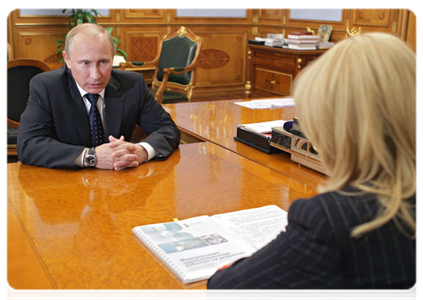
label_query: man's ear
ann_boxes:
[62,51,71,69]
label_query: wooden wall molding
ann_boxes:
[8,9,416,96]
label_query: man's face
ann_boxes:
[63,32,113,94]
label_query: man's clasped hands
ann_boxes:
[94,136,148,171]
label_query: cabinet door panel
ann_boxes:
[255,68,274,92]
[273,56,296,72]
[352,9,390,27]
[272,71,292,95]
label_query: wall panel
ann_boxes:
[8,8,416,98]
[122,28,166,62]
[195,30,247,88]
[405,10,416,52]
[123,9,165,20]
[15,28,67,70]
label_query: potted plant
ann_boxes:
[56,9,127,62]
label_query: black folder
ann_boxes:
[234,126,282,154]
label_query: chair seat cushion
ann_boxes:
[150,87,189,104]
[7,126,18,145]
[161,90,189,104]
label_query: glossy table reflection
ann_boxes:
[8,143,318,289]
[163,99,326,189]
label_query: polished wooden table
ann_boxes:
[8,142,318,289]
[163,99,326,189]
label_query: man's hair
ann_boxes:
[64,23,115,56]
[293,32,416,237]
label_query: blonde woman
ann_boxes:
[208,33,415,289]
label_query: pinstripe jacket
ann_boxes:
[207,187,415,289]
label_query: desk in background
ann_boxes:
[247,45,326,97]
[8,142,318,289]
[163,99,326,190]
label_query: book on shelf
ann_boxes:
[132,205,288,284]
[287,32,319,50]
[265,39,285,47]
[288,43,317,50]
[264,33,286,47]
[288,31,312,36]
[288,38,320,44]
[267,33,285,40]
[234,120,287,154]
[288,34,320,40]
[317,42,335,49]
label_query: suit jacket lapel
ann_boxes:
[104,75,124,139]
[65,67,91,146]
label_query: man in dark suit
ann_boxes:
[17,23,180,170]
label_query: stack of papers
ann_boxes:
[234,98,295,109]
[264,34,286,47]
[239,120,287,134]
[317,42,335,49]
[287,33,320,50]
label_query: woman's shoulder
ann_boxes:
[289,188,379,234]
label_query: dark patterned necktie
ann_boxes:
[85,93,105,147]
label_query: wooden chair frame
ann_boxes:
[120,26,203,104]
[5,40,14,61]
[8,59,50,156]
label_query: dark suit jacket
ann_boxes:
[207,187,416,289]
[17,65,180,169]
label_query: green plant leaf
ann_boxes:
[85,12,96,23]
[57,8,126,60]
[116,49,128,58]
[91,9,99,17]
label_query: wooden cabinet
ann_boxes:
[248,44,325,97]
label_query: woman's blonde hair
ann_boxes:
[293,32,415,237]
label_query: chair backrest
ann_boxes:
[157,35,198,85]
[8,59,50,128]
[153,26,202,88]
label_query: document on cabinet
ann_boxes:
[132,205,288,284]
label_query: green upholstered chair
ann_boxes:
[120,26,203,104]
[7,59,50,157]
